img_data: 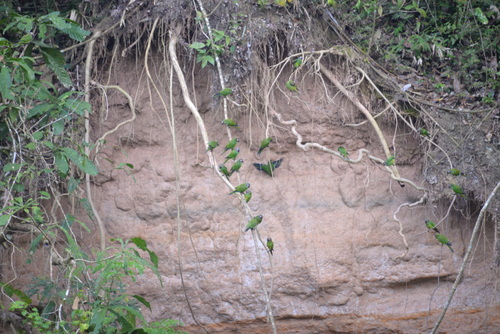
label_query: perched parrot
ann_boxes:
[206,140,219,152]
[222,118,239,128]
[267,237,274,255]
[293,57,302,68]
[230,159,243,175]
[222,138,239,155]
[257,137,273,155]
[253,158,283,177]
[425,219,440,233]
[214,88,232,97]
[244,190,252,203]
[229,183,250,195]
[383,155,395,166]
[418,128,430,136]
[449,168,466,176]
[224,148,240,164]
[285,80,299,92]
[449,184,467,198]
[245,214,263,231]
[219,164,230,178]
[435,233,454,253]
[338,146,349,160]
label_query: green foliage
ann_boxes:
[190,13,234,68]
[12,237,183,333]
[0,6,183,333]
[336,0,499,92]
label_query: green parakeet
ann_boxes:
[257,137,273,155]
[285,80,299,92]
[219,164,230,178]
[245,214,263,231]
[449,168,466,176]
[224,148,240,164]
[222,138,239,155]
[338,146,349,160]
[253,158,283,177]
[267,237,274,255]
[244,190,252,203]
[449,184,467,198]
[230,159,243,175]
[293,57,302,68]
[425,219,440,233]
[229,183,250,195]
[206,140,219,152]
[222,118,239,128]
[214,88,232,97]
[435,233,454,253]
[383,155,395,166]
[418,128,430,136]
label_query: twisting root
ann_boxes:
[394,194,428,259]
[91,81,137,154]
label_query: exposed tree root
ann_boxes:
[84,36,106,252]
[431,182,500,334]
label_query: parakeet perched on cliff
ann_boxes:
[257,137,273,155]
[244,190,252,203]
[293,57,302,68]
[224,148,240,164]
[219,164,230,178]
[214,88,232,97]
[418,128,430,137]
[229,183,250,195]
[435,233,454,253]
[449,168,466,176]
[285,80,299,92]
[229,159,243,175]
[222,118,239,128]
[222,138,239,155]
[253,158,283,177]
[449,184,467,198]
[267,237,274,255]
[206,140,219,152]
[425,219,440,233]
[245,214,263,231]
[383,155,395,166]
[338,146,349,160]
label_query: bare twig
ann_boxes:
[430,182,500,334]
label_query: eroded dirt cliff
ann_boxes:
[84,53,500,333]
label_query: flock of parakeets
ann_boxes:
[425,220,454,253]
[207,117,284,256]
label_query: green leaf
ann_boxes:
[40,47,72,88]
[68,177,79,194]
[474,8,488,24]
[148,250,159,268]
[17,34,33,44]
[33,131,44,140]
[131,237,147,251]
[27,103,54,119]
[65,99,92,116]
[189,42,206,51]
[54,151,69,175]
[52,119,65,135]
[3,163,22,172]
[0,66,13,94]
[60,147,98,175]
[0,215,11,226]
[39,191,50,199]
[29,234,44,254]
[132,295,151,312]
[47,16,90,41]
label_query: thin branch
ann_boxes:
[430,181,500,334]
